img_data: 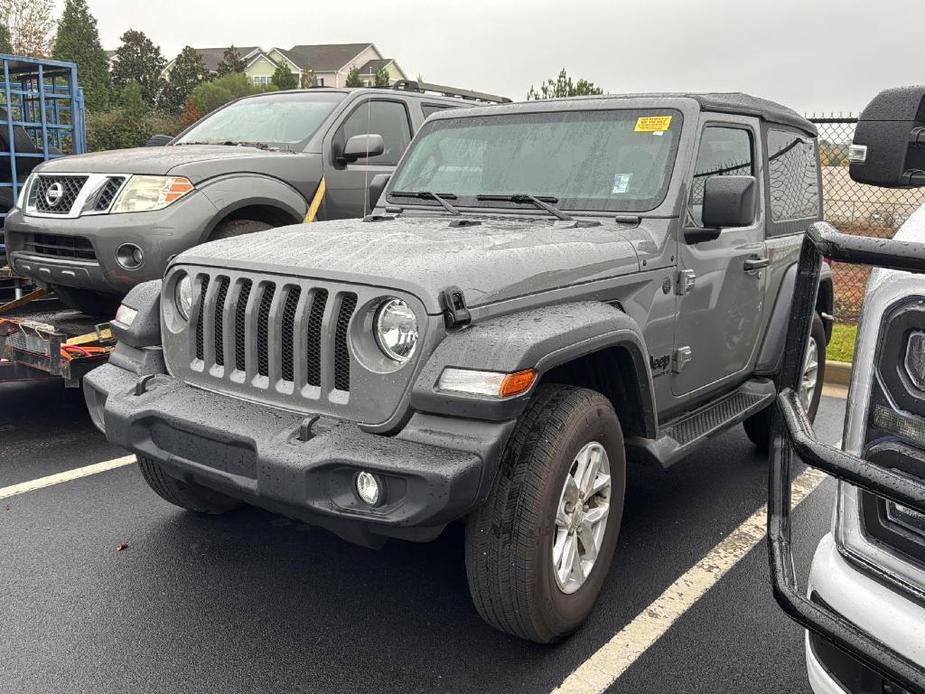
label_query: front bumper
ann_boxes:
[805,535,925,693]
[4,192,218,295]
[84,362,515,545]
[769,222,925,692]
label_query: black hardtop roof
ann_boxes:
[431,92,817,136]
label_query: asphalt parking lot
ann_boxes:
[0,380,846,694]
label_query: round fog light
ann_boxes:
[116,243,144,270]
[355,471,381,506]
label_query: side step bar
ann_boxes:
[626,378,776,468]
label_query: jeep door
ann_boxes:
[322,97,415,219]
[672,116,769,396]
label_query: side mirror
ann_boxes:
[686,175,757,243]
[146,134,173,147]
[368,173,390,210]
[342,133,385,163]
[850,86,925,188]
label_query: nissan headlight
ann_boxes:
[110,175,194,213]
[175,273,193,320]
[15,172,34,209]
[375,298,418,362]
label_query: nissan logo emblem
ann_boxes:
[45,182,64,207]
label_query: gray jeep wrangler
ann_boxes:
[83,93,833,643]
[3,82,505,315]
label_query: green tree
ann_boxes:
[87,82,180,151]
[0,23,12,53]
[374,65,390,87]
[271,63,298,90]
[345,66,362,87]
[299,67,316,88]
[111,29,166,108]
[51,0,111,111]
[216,45,246,76]
[527,68,603,100]
[161,45,209,114]
[187,71,274,119]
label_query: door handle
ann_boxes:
[744,256,770,272]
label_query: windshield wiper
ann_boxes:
[176,140,275,150]
[391,190,460,215]
[476,193,573,221]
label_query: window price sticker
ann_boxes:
[634,115,673,132]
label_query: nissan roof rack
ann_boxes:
[388,80,511,104]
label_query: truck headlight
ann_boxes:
[175,273,193,320]
[15,173,34,209]
[374,298,417,362]
[110,175,194,213]
[904,331,925,391]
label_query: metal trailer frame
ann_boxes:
[768,221,925,692]
[0,54,86,265]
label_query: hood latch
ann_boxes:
[440,286,471,329]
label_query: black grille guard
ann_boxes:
[770,221,925,692]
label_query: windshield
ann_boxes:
[175,92,346,150]
[389,109,683,213]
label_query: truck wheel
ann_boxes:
[209,219,273,240]
[744,312,827,451]
[138,456,241,514]
[465,384,626,643]
[53,285,122,317]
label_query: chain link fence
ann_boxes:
[812,116,925,323]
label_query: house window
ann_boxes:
[252,75,272,86]
[318,77,325,86]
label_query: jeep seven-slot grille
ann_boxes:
[31,175,88,214]
[194,274,356,393]
[23,232,96,260]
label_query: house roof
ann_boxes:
[358,58,392,75]
[169,46,261,73]
[277,43,373,72]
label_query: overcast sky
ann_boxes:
[73,0,923,114]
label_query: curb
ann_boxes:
[825,360,852,387]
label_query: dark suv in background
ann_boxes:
[4,82,507,315]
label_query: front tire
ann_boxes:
[465,385,626,643]
[209,218,272,241]
[138,456,241,514]
[744,312,826,450]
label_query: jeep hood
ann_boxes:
[177,216,642,313]
[35,144,305,182]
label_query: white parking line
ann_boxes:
[0,455,136,500]
[552,465,829,694]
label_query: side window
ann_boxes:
[766,128,820,224]
[688,126,753,226]
[337,99,412,166]
[422,103,458,119]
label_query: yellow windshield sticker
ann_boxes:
[635,115,673,132]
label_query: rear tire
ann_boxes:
[53,285,122,317]
[209,218,273,241]
[464,384,626,643]
[137,456,241,514]
[744,312,826,451]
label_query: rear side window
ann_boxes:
[338,99,412,166]
[422,103,457,119]
[766,128,820,222]
[688,126,754,226]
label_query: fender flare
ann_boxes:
[196,174,311,242]
[755,260,833,375]
[410,301,657,434]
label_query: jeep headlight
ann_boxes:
[374,298,417,362]
[110,175,194,213]
[175,273,193,320]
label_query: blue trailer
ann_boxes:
[0,54,86,274]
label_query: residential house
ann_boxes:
[161,43,406,88]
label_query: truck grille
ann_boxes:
[92,176,126,211]
[192,273,358,394]
[30,175,88,214]
[22,232,96,261]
